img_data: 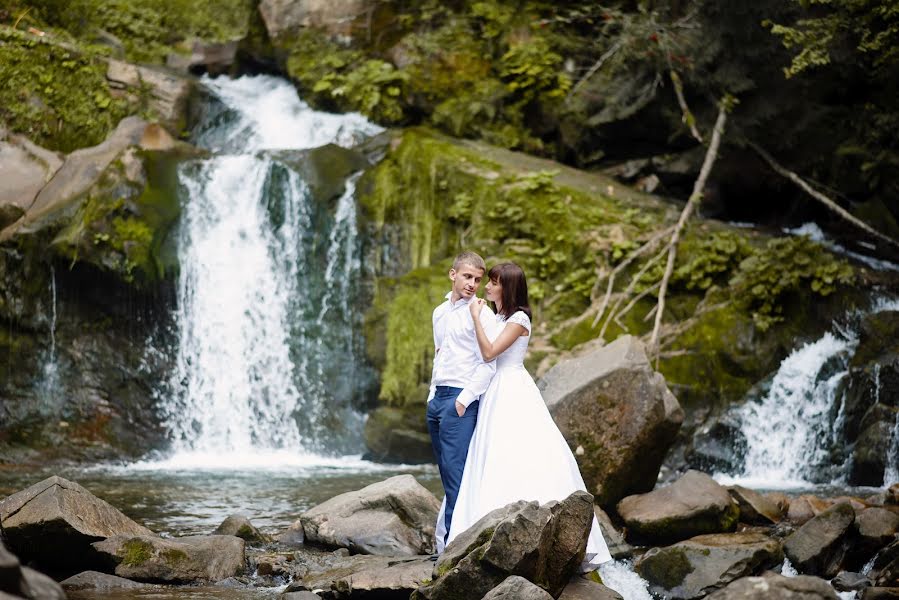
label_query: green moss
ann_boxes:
[0,28,130,152]
[121,538,154,566]
[162,548,187,565]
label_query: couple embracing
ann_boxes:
[426,251,612,570]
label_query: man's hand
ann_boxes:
[455,401,465,417]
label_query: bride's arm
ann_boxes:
[471,301,525,361]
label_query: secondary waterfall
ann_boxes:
[157,75,382,465]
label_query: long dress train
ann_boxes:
[435,311,612,569]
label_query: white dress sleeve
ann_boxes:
[507,311,531,333]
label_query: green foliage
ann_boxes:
[767,0,899,77]
[674,231,751,291]
[730,236,855,330]
[313,59,409,124]
[499,37,571,104]
[0,28,129,152]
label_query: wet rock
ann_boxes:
[862,589,899,600]
[617,470,739,544]
[285,554,431,597]
[783,502,856,578]
[213,514,270,544]
[688,418,748,475]
[92,534,245,583]
[167,40,238,76]
[0,476,154,574]
[412,492,595,600]
[787,495,832,526]
[559,575,624,600]
[728,486,783,525]
[275,519,305,547]
[851,404,899,486]
[594,506,632,559]
[282,592,324,600]
[857,508,899,556]
[481,575,554,600]
[889,484,899,505]
[361,405,433,464]
[538,335,684,507]
[870,538,899,587]
[0,539,66,600]
[705,572,839,599]
[301,474,440,555]
[635,532,783,599]
[259,0,370,40]
[60,570,150,590]
[832,571,873,592]
[271,144,370,206]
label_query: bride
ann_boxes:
[437,262,612,569]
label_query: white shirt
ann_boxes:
[428,291,496,407]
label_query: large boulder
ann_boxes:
[481,576,554,600]
[538,335,684,507]
[412,492,595,600]
[0,539,66,600]
[783,502,856,578]
[105,61,192,133]
[856,508,899,557]
[705,572,839,599]
[258,0,370,40]
[91,534,245,583]
[870,538,899,587]
[0,132,62,229]
[616,470,739,544]
[362,405,434,464]
[300,475,440,555]
[635,532,783,599]
[60,570,150,591]
[0,476,154,574]
[284,553,432,597]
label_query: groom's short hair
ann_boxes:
[453,251,486,273]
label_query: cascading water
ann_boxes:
[733,333,856,485]
[37,266,61,399]
[157,75,382,466]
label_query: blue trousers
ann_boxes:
[426,386,479,543]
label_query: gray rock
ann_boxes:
[870,538,899,587]
[282,592,322,600]
[284,554,431,597]
[0,475,154,573]
[538,335,684,507]
[635,532,783,599]
[19,567,66,600]
[832,571,873,592]
[213,514,270,544]
[60,570,149,590]
[481,576,553,600]
[0,539,66,600]
[861,589,899,600]
[301,474,440,556]
[559,575,624,600]
[361,405,434,464]
[857,508,899,556]
[105,61,192,132]
[275,519,305,547]
[705,573,839,599]
[729,485,783,525]
[616,470,739,544]
[258,0,369,40]
[0,134,62,228]
[594,506,632,559]
[413,491,595,600]
[92,534,245,583]
[784,502,856,578]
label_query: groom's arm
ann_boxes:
[427,303,447,402]
[456,308,497,408]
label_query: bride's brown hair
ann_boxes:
[488,262,532,321]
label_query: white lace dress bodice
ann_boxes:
[494,311,531,371]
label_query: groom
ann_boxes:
[427,250,496,548]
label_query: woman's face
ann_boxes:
[485,278,501,303]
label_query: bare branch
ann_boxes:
[749,142,899,251]
[670,70,703,143]
[648,102,729,357]
[566,41,623,103]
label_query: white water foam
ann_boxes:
[598,560,653,600]
[786,222,899,272]
[731,332,855,484]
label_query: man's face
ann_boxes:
[449,264,484,301]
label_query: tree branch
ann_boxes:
[748,142,899,251]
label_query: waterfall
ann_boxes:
[885,411,899,486]
[734,333,855,485]
[156,75,382,466]
[38,266,61,398]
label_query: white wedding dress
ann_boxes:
[436,311,612,568]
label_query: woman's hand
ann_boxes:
[469,297,485,319]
